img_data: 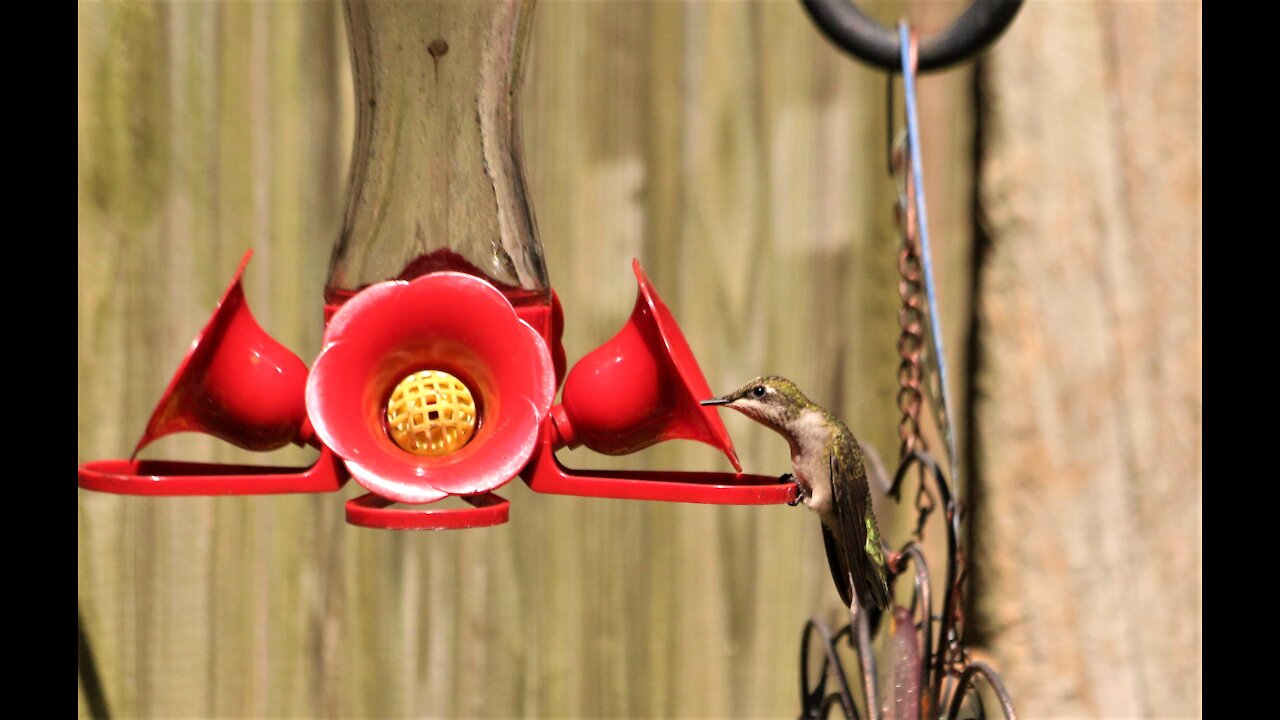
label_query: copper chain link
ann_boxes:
[893,135,924,461]
[891,128,936,540]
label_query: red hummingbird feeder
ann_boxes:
[77,0,798,529]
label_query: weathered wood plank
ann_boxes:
[974,2,1202,717]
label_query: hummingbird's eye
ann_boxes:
[753,386,766,398]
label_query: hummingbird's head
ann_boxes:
[700,375,814,432]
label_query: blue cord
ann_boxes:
[899,22,958,479]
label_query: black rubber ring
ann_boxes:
[799,0,1025,73]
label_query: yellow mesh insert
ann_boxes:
[385,370,477,456]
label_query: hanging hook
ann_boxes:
[799,0,1024,73]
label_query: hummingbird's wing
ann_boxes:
[826,432,891,610]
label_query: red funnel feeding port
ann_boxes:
[133,251,313,457]
[552,260,741,471]
[523,260,797,505]
[78,251,348,496]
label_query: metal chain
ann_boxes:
[892,135,924,462]
[891,97,935,540]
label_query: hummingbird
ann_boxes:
[702,376,890,611]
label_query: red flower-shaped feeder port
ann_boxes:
[305,272,556,528]
[520,260,799,506]
[77,250,349,497]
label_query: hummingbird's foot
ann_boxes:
[784,476,807,507]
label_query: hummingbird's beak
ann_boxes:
[700,397,733,406]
